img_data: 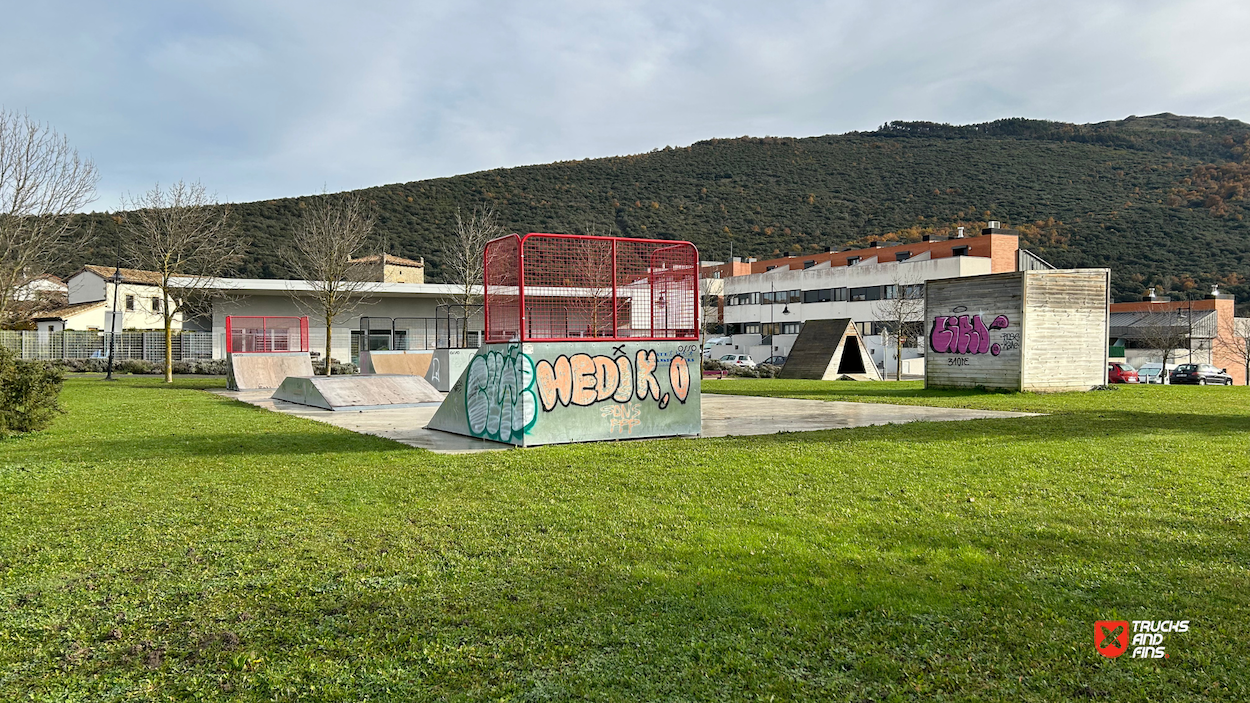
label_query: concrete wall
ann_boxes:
[925,269,1109,391]
[1020,270,1110,391]
[428,339,701,446]
[212,292,444,363]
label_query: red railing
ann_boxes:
[225,316,310,354]
[484,233,698,343]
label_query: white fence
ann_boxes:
[0,330,216,362]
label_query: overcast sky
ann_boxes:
[4,0,1248,209]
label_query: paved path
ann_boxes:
[212,389,1038,454]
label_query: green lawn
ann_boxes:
[1,377,1248,701]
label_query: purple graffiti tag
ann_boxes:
[930,316,955,353]
[930,313,1011,355]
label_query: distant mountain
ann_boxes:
[67,113,1250,307]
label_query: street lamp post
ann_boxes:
[104,264,123,381]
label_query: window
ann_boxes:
[151,297,163,312]
[727,292,759,306]
[952,246,969,257]
[787,289,801,303]
[803,260,816,269]
[883,285,898,300]
[125,294,135,311]
[850,286,882,302]
[782,322,802,335]
[744,323,760,334]
[761,291,774,304]
[803,288,833,303]
[904,284,925,299]
[895,251,911,262]
[846,256,861,266]
[856,321,883,336]
[833,287,848,301]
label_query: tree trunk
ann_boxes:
[164,315,174,383]
[896,335,903,381]
[324,316,334,375]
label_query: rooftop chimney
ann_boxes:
[987,220,1000,229]
[1147,287,1157,301]
[1208,284,1220,298]
[868,241,879,248]
[955,227,965,238]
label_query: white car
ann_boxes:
[1136,362,1177,384]
[719,354,756,368]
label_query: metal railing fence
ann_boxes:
[0,330,215,362]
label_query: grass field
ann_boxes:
[1,377,1248,701]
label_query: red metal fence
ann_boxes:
[484,233,698,343]
[226,316,310,354]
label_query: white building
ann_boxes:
[34,266,179,333]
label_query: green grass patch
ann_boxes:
[1,377,1248,700]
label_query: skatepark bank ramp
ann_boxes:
[272,374,443,411]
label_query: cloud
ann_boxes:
[0,0,1246,208]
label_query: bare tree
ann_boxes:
[872,276,926,381]
[445,205,505,308]
[122,181,244,382]
[699,276,723,348]
[1216,316,1250,386]
[1136,309,1190,383]
[565,222,615,337]
[0,110,98,327]
[280,193,377,374]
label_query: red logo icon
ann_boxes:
[1095,620,1129,658]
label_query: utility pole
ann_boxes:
[104,256,123,381]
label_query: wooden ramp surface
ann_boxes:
[271,374,443,411]
[227,353,315,391]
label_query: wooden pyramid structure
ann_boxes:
[778,318,882,381]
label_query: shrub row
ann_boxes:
[53,358,230,375]
[702,359,782,379]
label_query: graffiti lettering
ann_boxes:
[669,354,690,404]
[635,349,662,403]
[930,314,1011,356]
[465,345,537,443]
[601,402,643,435]
[534,348,683,413]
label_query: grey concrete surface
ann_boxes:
[211,389,1038,454]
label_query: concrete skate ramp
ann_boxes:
[778,318,881,381]
[359,350,433,376]
[227,352,315,391]
[271,374,443,411]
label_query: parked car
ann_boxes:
[1136,362,1176,384]
[718,354,756,368]
[1169,363,1233,385]
[1107,361,1139,384]
[763,355,787,366]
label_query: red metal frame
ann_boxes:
[484,233,699,343]
[225,316,310,354]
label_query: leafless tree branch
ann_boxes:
[121,181,246,382]
[0,109,98,327]
[279,193,378,373]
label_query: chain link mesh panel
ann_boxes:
[225,316,309,353]
[484,233,698,342]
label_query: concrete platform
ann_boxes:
[211,389,1039,454]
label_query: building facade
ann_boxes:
[705,228,1020,373]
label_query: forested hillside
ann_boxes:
[66,113,1250,306]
